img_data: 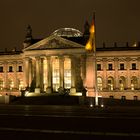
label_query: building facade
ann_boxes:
[0,25,140,100]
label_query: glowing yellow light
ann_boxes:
[71,92,82,96]
[85,18,95,52]
[90,24,95,34]
[25,91,29,96]
[25,92,41,97]
[90,104,93,107]
[101,104,104,108]
[85,41,92,51]
[132,42,137,47]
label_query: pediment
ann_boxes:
[23,35,84,51]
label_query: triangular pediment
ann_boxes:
[23,35,84,51]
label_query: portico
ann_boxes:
[23,34,85,95]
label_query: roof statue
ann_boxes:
[26,25,32,39]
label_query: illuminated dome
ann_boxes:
[52,28,83,37]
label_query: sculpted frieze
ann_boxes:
[118,57,126,62]
[125,57,131,62]
[102,58,107,62]
[39,38,73,49]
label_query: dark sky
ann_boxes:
[0,0,140,50]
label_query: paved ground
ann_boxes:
[0,105,140,139]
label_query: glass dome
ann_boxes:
[52,28,83,37]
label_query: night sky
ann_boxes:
[0,0,140,50]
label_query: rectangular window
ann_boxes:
[52,58,60,92]
[121,96,126,100]
[108,80,111,84]
[132,63,136,70]
[18,66,22,72]
[134,96,138,101]
[64,58,71,89]
[97,64,101,70]
[119,80,122,84]
[108,64,113,70]
[9,66,13,72]
[0,66,3,72]
[120,63,124,70]
[109,96,114,99]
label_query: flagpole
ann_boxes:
[93,13,98,106]
[85,13,98,106]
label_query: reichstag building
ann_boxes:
[0,22,140,100]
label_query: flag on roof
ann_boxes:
[85,15,96,52]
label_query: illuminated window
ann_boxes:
[43,59,47,91]
[97,77,102,91]
[0,79,3,90]
[8,79,14,90]
[107,77,114,91]
[119,76,126,91]
[119,80,124,90]
[131,76,138,90]
[0,66,3,72]
[64,58,71,89]
[17,79,24,90]
[52,58,60,92]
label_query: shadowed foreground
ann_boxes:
[0,104,140,139]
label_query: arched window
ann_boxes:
[64,58,71,89]
[97,77,102,91]
[131,76,138,90]
[119,76,126,90]
[52,57,60,92]
[107,77,114,91]
[17,79,24,90]
[8,79,14,90]
[0,79,3,90]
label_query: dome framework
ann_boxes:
[52,28,83,37]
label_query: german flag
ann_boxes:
[85,16,95,52]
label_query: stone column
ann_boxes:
[40,57,44,92]
[35,56,41,93]
[137,57,140,89]
[24,57,29,88]
[46,56,52,94]
[28,58,36,92]
[4,61,8,90]
[32,58,36,80]
[114,58,119,90]
[70,56,76,95]
[28,58,32,87]
[102,58,107,91]
[59,56,64,88]
[126,57,131,89]
[13,61,17,89]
